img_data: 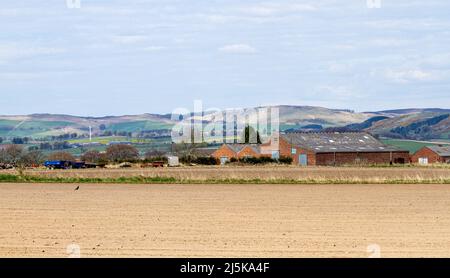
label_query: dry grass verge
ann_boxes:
[6,166,448,183]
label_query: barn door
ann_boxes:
[418,157,428,165]
[271,151,280,159]
[299,154,308,166]
[220,157,229,165]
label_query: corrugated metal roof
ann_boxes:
[427,145,450,157]
[227,144,261,154]
[191,148,218,156]
[282,132,405,153]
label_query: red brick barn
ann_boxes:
[411,145,450,165]
[262,132,410,166]
[212,144,262,164]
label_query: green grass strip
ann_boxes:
[0,174,450,184]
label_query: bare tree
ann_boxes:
[171,142,208,157]
[144,149,165,159]
[47,151,76,161]
[106,144,139,162]
[0,145,24,165]
[21,150,46,167]
[81,150,107,163]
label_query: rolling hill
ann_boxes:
[0,113,174,139]
[0,106,448,141]
[366,112,450,140]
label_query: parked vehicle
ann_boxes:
[44,161,87,169]
[152,161,165,168]
[44,161,72,169]
[167,156,180,167]
[85,163,97,168]
[70,162,86,169]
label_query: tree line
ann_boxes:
[0,144,142,167]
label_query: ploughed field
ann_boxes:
[16,166,450,183]
[1,183,450,257]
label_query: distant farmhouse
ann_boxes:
[213,132,410,166]
[411,145,450,165]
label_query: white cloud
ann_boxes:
[0,72,42,79]
[369,38,410,47]
[81,6,139,16]
[0,9,19,16]
[237,3,316,17]
[110,35,148,44]
[333,44,356,50]
[364,19,450,30]
[141,46,166,52]
[0,71,77,80]
[0,44,65,64]
[316,85,361,98]
[384,69,436,83]
[201,2,316,24]
[328,62,353,73]
[218,44,257,54]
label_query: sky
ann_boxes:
[0,0,450,116]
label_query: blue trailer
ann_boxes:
[44,161,86,169]
[71,161,86,169]
[44,161,71,169]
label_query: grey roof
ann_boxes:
[427,145,450,157]
[191,148,217,156]
[282,132,406,153]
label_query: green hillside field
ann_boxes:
[106,121,173,133]
[0,119,78,138]
[382,139,450,154]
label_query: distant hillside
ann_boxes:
[324,116,389,132]
[372,108,450,115]
[0,113,174,139]
[367,112,450,140]
[0,106,449,141]
[276,105,373,130]
[318,110,450,140]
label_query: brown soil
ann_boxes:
[1,183,450,257]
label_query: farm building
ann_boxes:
[261,132,410,166]
[212,132,410,166]
[411,145,450,165]
[212,144,263,164]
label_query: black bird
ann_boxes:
[74,186,80,191]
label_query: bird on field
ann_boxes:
[74,186,80,191]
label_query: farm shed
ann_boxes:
[411,145,450,165]
[261,132,410,166]
[212,144,263,164]
[167,156,180,167]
